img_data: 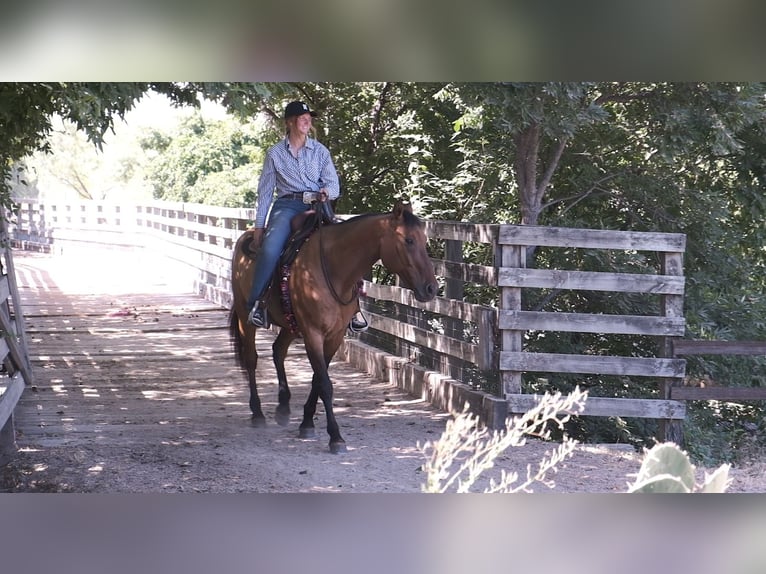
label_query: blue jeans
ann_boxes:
[247,197,313,309]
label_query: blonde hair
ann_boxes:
[285,117,318,140]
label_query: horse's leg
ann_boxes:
[299,339,346,453]
[317,367,346,454]
[298,378,320,439]
[244,322,266,427]
[272,327,294,426]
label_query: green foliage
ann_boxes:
[628,442,731,493]
[140,114,263,207]
[0,82,201,208]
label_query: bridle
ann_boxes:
[317,213,359,307]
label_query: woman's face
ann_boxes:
[289,112,313,136]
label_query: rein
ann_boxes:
[318,222,358,306]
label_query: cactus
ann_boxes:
[628,442,731,493]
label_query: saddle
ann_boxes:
[242,201,337,264]
[243,201,339,335]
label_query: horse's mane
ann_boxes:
[342,209,423,229]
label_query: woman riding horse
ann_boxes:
[246,100,367,332]
[230,202,437,453]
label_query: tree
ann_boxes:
[1,82,203,208]
[140,113,265,207]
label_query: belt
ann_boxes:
[279,191,322,202]
[279,192,315,201]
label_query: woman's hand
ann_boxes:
[251,227,265,248]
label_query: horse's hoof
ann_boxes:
[274,406,291,427]
[251,416,267,428]
[299,427,317,439]
[329,441,347,454]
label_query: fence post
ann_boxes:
[0,414,17,465]
[501,241,525,398]
[658,250,685,445]
[444,239,464,300]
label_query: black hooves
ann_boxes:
[275,406,291,427]
[329,441,347,454]
[251,415,267,428]
[299,427,317,439]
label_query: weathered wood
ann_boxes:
[0,372,25,430]
[499,268,686,294]
[658,251,685,444]
[424,220,498,243]
[501,244,524,397]
[364,283,493,324]
[0,413,17,463]
[499,224,686,252]
[431,258,496,286]
[507,393,686,419]
[444,239,465,299]
[371,313,482,367]
[670,386,766,401]
[500,351,686,378]
[0,306,35,386]
[672,340,766,356]
[500,310,686,336]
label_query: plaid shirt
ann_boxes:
[253,137,340,228]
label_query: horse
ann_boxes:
[229,201,438,453]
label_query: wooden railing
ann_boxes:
[0,215,34,463]
[496,225,688,442]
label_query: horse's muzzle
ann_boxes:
[413,281,437,303]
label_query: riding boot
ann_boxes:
[248,301,270,328]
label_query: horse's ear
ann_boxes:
[392,202,412,218]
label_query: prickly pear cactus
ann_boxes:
[628,442,731,493]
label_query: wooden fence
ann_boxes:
[13,198,762,440]
[496,225,688,442]
[0,216,34,463]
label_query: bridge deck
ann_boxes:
[5,246,649,493]
[7,246,451,492]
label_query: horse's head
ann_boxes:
[380,202,437,303]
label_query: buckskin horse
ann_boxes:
[229,201,437,453]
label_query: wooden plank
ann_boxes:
[658,251,685,444]
[431,258,496,286]
[500,351,686,378]
[0,372,25,428]
[501,244,524,396]
[424,220,498,244]
[371,314,481,366]
[500,310,686,336]
[506,393,686,419]
[0,302,35,385]
[364,282,494,324]
[498,267,686,294]
[670,386,766,401]
[672,340,766,356]
[499,225,686,252]
[0,275,9,301]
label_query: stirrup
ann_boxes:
[247,303,270,329]
[348,311,369,333]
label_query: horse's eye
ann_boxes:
[405,237,414,246]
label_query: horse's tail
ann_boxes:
[228,306,246,372]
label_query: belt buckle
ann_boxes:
[302,192,316,204]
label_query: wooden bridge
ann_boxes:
[5,197,764,480]
[6,244,457,492]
